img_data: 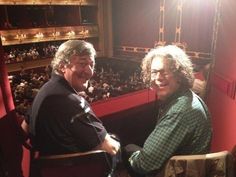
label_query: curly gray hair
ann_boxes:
[51,40,96,73]
[141,45,194,88]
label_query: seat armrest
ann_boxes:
[30,150,112,177]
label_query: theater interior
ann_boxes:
[0,0,236,177]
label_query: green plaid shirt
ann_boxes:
[129,89,212,174]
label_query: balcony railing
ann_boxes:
[0,25,98,46]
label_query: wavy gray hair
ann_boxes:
[51,40,96,73]
[141,45,194,88]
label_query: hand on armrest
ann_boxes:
[95,134,120,155]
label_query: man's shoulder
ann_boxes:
[167,90,193,113]
[168,90,209,121]
[36,76,72,99]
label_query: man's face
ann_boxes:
[150,57,180,101]
[62,55,95,92]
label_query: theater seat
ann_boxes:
[30,150,113,177]
[159,151,235,177]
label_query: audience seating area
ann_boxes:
[4,42,59,64]
[8,58,146,117]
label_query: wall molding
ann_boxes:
[211,72,236,99]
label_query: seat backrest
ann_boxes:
[206,151,235,177]
[161,151,235,177]
[30,150,113,177]
[231,145,236,175]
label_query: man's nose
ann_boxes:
[152,72,164,81]
[85,65,94,75]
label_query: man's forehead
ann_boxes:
[71,54,94,61]
[151,57,169,69]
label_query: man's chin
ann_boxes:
[157,92,168,101]
[82,83,89,90]
[73,84,87,92]
[83,82,89,88]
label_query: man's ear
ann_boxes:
[59,63,67,73]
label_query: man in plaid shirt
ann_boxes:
[124,45,212,176]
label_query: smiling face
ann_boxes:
[150,57,180,101]
[61,54,95,92]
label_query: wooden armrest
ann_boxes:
[30,150,113,177]
[32,150,112,168]
[38,150,107,160]
[170,154,206,160]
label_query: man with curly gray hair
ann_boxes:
[124,45,212,176]
[28,40,120,156]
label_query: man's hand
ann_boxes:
[96,134,120,155]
